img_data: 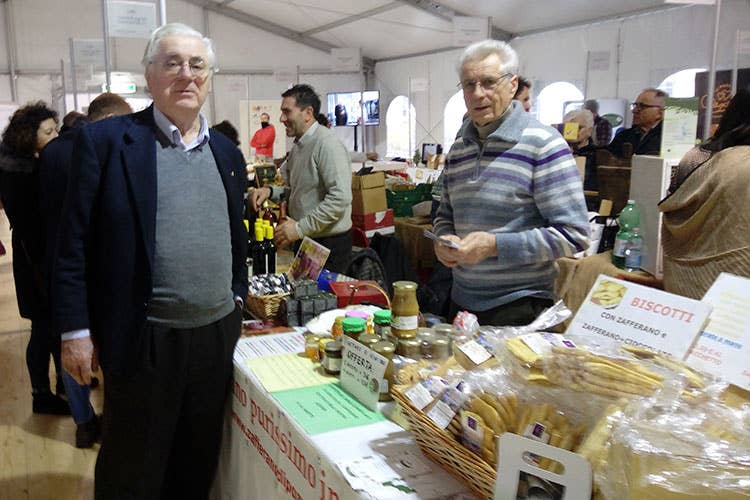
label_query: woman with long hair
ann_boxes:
[0,101,68,414]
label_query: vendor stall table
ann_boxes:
[212,334,473,500]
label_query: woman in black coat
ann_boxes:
[0,101,68,414]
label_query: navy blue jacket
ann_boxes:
[53,106,248,375]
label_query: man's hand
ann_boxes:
[456,231,497,265]
[434,234,462,268]
[62,337,98,385]
[434,232,497,267]
[274,217,300,249]
[250,186,271,212]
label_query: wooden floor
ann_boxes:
[0,215,102,499]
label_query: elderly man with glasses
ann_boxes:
[608,88,667,158]
[432,39,589,327]
[54,23,247,498]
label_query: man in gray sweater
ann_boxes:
[252,84,352,273]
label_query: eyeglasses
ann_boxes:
[458,73,513,92]
[153,57,212,79]
[630,102,663,111]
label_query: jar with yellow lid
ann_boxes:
[391,281,419,339]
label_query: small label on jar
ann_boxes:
[324,357,341,371]
[392,315,418,330]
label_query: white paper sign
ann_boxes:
[108,1,157,39]
[686,273,750,390]
[340,336,388,411]
[566,275,711,359]
[72,39,104,67]
[453,16,489,47]
[588,50,611,71]
[739,30,750,55]
[661,97,699,160]
[330,48,362,72]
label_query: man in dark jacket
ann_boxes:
[39,92,132,448]
[54,23,247,498]
[608,88,666,158]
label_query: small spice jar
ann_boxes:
[372,340,395,401]
[391,281,419,339]
[431,337,451,361]
[397,337,421,359]
[373,309,391,339]
[304,334,321,361]
[331,316,345,339]
[322,340,342,375]
[342,317,366,341]
[358,333,381,349]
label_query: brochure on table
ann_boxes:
[687,273,750,390]
[566,275,712,359]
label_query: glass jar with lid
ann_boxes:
[322,340,342,375]
[391,281,419,339]
[331,316,346,339]
[373,309,391,339]
[342,317,366,341]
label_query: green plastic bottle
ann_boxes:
[612,200,640,269]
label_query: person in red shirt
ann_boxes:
[250,112,275,159]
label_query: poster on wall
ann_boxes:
[238,100,287,163]
[694,68,750,138]
[660,97,699,159]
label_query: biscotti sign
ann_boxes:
[566,275,712,359]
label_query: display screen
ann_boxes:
[326,91,379,126]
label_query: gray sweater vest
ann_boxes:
[146,139,234,328]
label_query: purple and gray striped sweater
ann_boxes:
[434,101,589,312]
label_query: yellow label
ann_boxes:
[563,122,580,141]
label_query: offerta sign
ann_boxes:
[566,275,711,359]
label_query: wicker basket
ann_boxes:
[391,385,496,499]
[246,292,289,320]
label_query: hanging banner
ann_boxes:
[108,1,157,39]
[453,16,489,47]
[330,48,362,73]
[694,68,750,138]
[72,39,105,67]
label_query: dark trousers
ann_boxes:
[294,230,352,274]
[449,296,553,327]
[27,317,62,393]
[95,306,242,500]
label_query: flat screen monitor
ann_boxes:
[421,143,442,164]
[326,90,379,126]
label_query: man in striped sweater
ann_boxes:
[433,40,589,326]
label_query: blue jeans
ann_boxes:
[61,370,94,425]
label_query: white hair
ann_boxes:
[141,23,216,69]
[457,39,519,76]
[564,108,594,129]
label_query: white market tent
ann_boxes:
[1,0,749,157]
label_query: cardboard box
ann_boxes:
[351,209,394,232]
[351,171,384,189]
[352,172,387,215]
[352,188,387,215]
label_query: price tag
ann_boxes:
[405,383,434,410]
[458,340,492,365]
[340,336,389,411]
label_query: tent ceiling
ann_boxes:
[197,0,683,62]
